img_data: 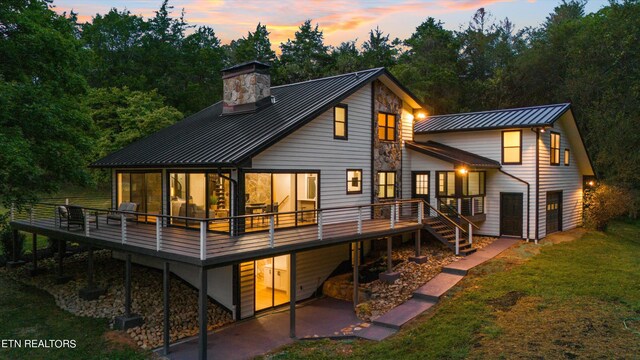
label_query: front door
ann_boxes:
[546,191,562,234]
[500,193,523,237]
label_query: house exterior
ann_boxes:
[9,62,595,354]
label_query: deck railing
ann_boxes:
[10,199,422,261]
[420,199,468,254]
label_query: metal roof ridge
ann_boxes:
[424,103,571,120]
[271,68,384,90]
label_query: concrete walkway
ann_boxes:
[360,237,519,340]
[159,297,360,360]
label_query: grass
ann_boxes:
[265,220,640,359]
[0,273,147,359]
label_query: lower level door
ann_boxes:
[500,192,523,237]
[254,255,290,312]
[546,191,562,234]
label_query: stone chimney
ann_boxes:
[221,61,271,115]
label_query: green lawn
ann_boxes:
[266,220,640,359]
[0,273,148,360]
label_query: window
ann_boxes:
[377,112,396,141]
[462,171,486,196]
[564,149,570,166]
[334,104,348,140]
[346,169,362,194]
[502,130,522,164]
[437,171,456,197]
[378,171,396,199]
[550,132,561,165]
[412,172,429,200]
[117,171,162,223]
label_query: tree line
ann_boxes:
[1,0,639,206]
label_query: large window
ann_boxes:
[550,132,561,165]
[334,104,348,140]
[244,172,318,231]
[462,171,486,196]
[378,171,396,199]
[564,149,570,166]
[117,172,162,223]
[377,112,396,141]
[502,130,522,164]
[412,172,429,200]
[346,169,362,194]
[169,172,230,230]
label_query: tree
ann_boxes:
[361,26,400,69]
[276,20,331,84]
[0,0,95,206]
[85,87,183,162]
[392,18,461,114]
[328,40,363,75]
[227,23,277,65]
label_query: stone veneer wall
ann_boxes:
[223,72,270,106]
[244,173,271,205]
[373,80,402,203]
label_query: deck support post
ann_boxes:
[114,254,143,329]
[29,233,44,276]
[55,239,71,284]
[289,252,297,339]
[409,230,427,264]
[353,242,359,310]
[379,237,400,283]
[198,267,208,360]
[79,247,106,300]
[163,261,170,355]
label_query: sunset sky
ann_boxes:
[53,0,609,48]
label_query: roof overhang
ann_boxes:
[378,70,431,112]
[406,140,501,169]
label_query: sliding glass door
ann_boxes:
[244,171,318,231]
[116,172,162,222]
[169,171,230,230]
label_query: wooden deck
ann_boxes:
[11,215,423,268]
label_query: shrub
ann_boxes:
[584,184,632,231]
[0,225,26,261]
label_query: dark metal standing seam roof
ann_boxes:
[91,68,386,168]
[406,141,501,169]
[414,103,571,134]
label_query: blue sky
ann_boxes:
[53,0,610,48]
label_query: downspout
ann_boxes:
[535,129,540,244]
[498,169,530,242]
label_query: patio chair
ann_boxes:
[106,202,137,224]
[66,205,98,231]
[57,205,68,229]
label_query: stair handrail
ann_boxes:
[436,198,480,230]
[420,199,466,233]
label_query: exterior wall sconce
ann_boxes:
[416,112,427,120]
[458,167,468,175]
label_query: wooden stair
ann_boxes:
[423,217,476,256]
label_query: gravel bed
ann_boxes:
[1,250,233,350]
[356,236,496,321]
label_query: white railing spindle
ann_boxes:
[418,201,424,223]
[269,215,275,248]
[455,227,460,255]
[200,221,207,260]
[84,209,90,236]
[468,222,473,245]
[156,218,162,251]
[357,207,363,234]
[395,203,400,222]
[121,213,126,244]
[471,198,475,216]
[317,210,323,240]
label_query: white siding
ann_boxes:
[414,129,537,239]
[537,112,584,238]
[252,85,373,217]
[295,244,350,300]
